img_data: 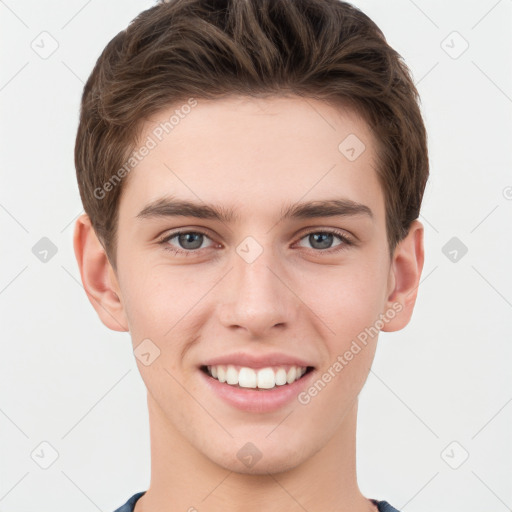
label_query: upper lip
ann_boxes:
[201,352,314,369]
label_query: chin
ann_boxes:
[207,441,307,475]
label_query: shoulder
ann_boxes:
[113,491,146,512]
[378,501,402,512]
[371,499,402,512]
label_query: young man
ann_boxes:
[73,0,428,511]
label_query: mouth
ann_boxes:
[200,364,315,390]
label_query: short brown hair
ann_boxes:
[75,0,429,268]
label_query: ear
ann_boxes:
[381,220,424,332]
[73,213,129,332]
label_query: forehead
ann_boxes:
[120,95,385,224]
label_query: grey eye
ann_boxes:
[175,232,205,250]
[306,232,336,250]
[297,231,346,251]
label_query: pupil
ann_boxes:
[179,232,203,250]
[311,232,332,249]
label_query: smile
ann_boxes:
[201,364,313,389]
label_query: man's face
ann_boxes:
[113,95,395,473]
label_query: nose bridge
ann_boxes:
[219,235,294,333]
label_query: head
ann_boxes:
[74,0,428,475]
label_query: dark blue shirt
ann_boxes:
[114,491,401,511]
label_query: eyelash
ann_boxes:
[157,228,354,257]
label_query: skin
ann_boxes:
[74,95,424,512]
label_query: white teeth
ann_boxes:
[256,368,275,389]
[226,365,238,385]
[217,365,226,383]
[286,366,297,384]
[275,368,287,385]
[205,364,309,389]
[239,367,257,388]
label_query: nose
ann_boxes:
[217,241,298,338]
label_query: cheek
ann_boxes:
[122,261,186,328]
[305,261,387,341]
[120,265,218,366]
[301,269,384,414]
[119,265,178,342]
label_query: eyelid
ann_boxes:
[158,226,355,257]
[297,226,354,243]
[156,226,215,243]
[157,228,217,249]
[293,228,355,252]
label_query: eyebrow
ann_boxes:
[136,196,373,223]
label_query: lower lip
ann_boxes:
[199,368,316,413]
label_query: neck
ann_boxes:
[135,395,375,512]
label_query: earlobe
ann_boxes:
[381,220,425,332]
[73,213,129,332]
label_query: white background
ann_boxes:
[1,1,511,511]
